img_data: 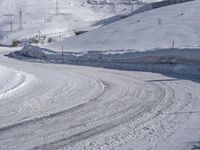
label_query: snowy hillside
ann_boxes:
[7,0,200,75]
[44,0,200,52]
[0,0,152,44]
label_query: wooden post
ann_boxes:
[38,31,41,43]
[131,4,134,12]
[10,21,13,31]
[59,32,62,41]
[19,9,22,31]
[62,43,64,56]
[56,0,59,15]
[172,40,175,51]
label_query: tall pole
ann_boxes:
[38,30,41,43]
[172,40,175,51]
[56,0,59,15]
[10,21,13,31]
[131,3,134,12]
[59,32,62,41]
[19,9,22,31]
[62,42,64,56]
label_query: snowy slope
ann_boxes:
[7,0,200,76]
[44,0,200,52]
[0,0,151,44]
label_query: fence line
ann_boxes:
[151,0,194,9]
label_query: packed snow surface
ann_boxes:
[0,64,34,100]
[0,47,200,150]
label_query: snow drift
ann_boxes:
[20,45,46,58]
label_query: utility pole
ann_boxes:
[60,33,64,56]
[10,21,13,31]
[131,3,134,12]
[19,9,22,31]
[56,0,59,15]
[59,32,62,41]
[38,30,41,43]
[62,42,64,56]
[172,40,175,51]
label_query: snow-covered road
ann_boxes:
[0,48,200,150]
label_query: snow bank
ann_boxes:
[20,45,46,58]
[9,45,200,76]
[0,64,35,100]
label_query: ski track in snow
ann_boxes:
[0,49,200,150]
[0,68,32,100]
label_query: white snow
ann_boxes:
[43,0,200,52]
[8,0,195,78]
[0,48,105,128]
[0,0,149,45]
[0,64,34,100]
[21,45,46,58]
[1,48,200,150]
[0,0,200,150]
[12,0,200,77]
